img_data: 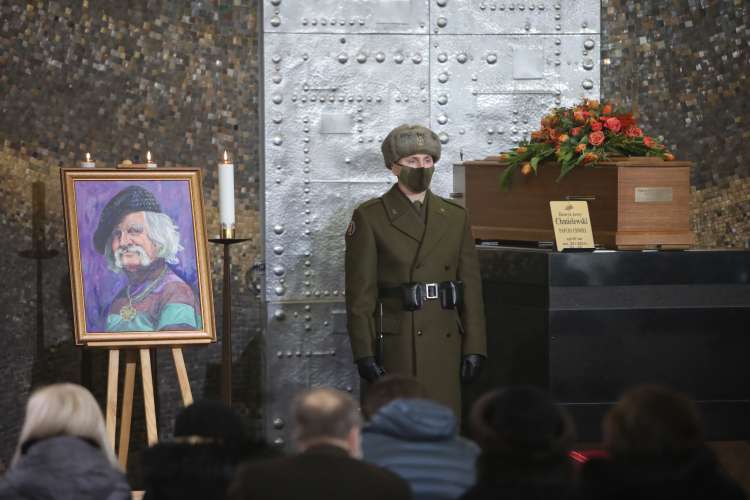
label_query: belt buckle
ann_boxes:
[425,283,439,300]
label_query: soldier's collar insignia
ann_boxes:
[416,135,425,147]
[346,220,356,236]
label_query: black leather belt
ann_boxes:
[378,281,463,311]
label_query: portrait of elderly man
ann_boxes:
[92,185,202,332]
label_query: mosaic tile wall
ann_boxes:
[0,0,748,483]
[600,0,750,247]
[0,0,262,484]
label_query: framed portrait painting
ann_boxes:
[61,167,216,347]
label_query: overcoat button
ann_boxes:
[416,264,420,269]
[446,332,451,338]
[418,331,423,336]
[445,264,450,270]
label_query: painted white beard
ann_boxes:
[114,245,152,270]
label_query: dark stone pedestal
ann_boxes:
[463,247,750,442]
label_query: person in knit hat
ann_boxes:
[344,124,487,418]
[461,386,577,500]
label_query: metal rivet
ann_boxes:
[437,16,447,27]
[272,53,282,64]
[486,53,497,64]
[273,418,285,429]
[437,94,448,105]
[438,114,448,125]
[438,72,449,83]
[275,285,286,296]
[273,244,284,255]
[338,52,349,63]
[583,59,594,70]
[582,79,594,90]
[333,290,340,296]
[277,351,283,358]
[270,16,281,27]
[375,52,385,62]
[439,133,449,144]
[582,21,588,28]
[273,265,285,276]
[357,52,367,63]
[394,52,404,64]
[412,53,423,64]
[272,93,283,104]
[584,39,595,50]
[418,331,423,336]
[555,38,561,45]
[437,0,447,5]
[274,224,284,235]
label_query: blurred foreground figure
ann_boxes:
[228,388,411,500]
[362,376,480,500]
[0,383,130,500]
[461,386,577,500]
[580,384,746,500]
[141,399,273,500]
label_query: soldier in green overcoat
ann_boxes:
[344,124,487,417]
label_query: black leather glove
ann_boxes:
[356,356,382,383]
[460,354,485,386]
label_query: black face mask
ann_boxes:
[395,165,434,192]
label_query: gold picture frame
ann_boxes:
[61,167,216,347]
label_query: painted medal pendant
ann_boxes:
[120,304,137,321]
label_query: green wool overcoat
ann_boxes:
[344,184,487,417]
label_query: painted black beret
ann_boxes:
[93,185,161,255]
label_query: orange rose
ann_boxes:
[516,147,527,153]
[590,121,603,132]
[602,104,612,115]
[531,131,539,140]
[538,128,550,140]
[522,164,532,175]
[665,153,675,161]
[584,153,599,163]
[588,131,605,146]
[589,100,600,108]
[575,143,587,153]
[500,153,511,160]
[557,134,570,143]
[549,129,560,142]
[555,149,562,158]
[574,110,586,122]
[571,127,582,136]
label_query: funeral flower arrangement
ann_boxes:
[497,97,674,190]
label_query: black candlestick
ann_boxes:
[209,238,251,405]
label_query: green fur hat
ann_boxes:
[381,124,441,169]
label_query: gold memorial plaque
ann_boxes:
[635,187,673,202]
[550,201,595,252]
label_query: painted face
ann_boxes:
[110,212,157,272]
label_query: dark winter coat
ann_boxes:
[141,438,274,500]
[227,444,412,500]
[461,483,578,500]
[362,398,480,500]
[0,436,130,500]
[578,446,747,500]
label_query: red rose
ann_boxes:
[644,137,654,147]
[588,131,605,146]
[604,117,622,133]
[571,127,582,136]
[550,129,561,142]
[574,110,586,122]
[590,121,602,132]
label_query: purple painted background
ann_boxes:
[74,180,199,333]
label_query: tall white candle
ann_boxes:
[218,151,236,238]
[81,152,96,168]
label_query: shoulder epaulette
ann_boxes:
[355,197,383,212]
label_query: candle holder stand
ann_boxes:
[209,237,251,405]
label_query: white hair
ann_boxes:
[105,211,184,273]
[12,383,121,470]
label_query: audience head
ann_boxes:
[364,375,429,419]
[13,383,119,468]
[469,385,575,486]
[292,388,362,456]
[174,399,245,445]
[604,384,704,460]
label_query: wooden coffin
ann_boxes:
[451,157,696,250]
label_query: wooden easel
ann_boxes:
[105,347,193,470]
